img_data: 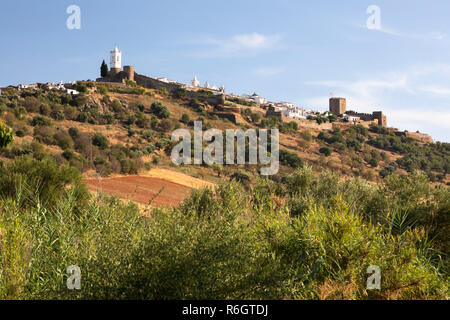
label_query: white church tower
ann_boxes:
[110,46,122,75]
[191,75,200,87]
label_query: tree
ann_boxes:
[100,60,109,78]
[0,121,14,149]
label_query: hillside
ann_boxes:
[0,81,449,300]
[0,81,448,194]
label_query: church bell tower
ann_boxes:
[110,46,122,75]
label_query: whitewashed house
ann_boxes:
[343,114,360,123]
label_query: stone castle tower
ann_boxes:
[329,97,347,115]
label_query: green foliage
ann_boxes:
[175,88,187,98]
[279,149,304,168]
[31,115,52,126]
[279,121,298,133]
[92,133,109,150]
[261,116,279,128]
[226,97,255,107]
[0,156,89,210]
[319,147,332,156]
[150,102,170,119]
[125,80,136,87]
[73,82,88,93]
[158,87,169,96]
[0,121,14,149]
[181,113,190,124]
[0,170,447,299]
[100,60,109,78]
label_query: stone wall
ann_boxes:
[97,69,225,106]
[397,131,434,144]
[212,112,245,125]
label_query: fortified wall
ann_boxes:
[265,106,333,130]
[97,67,225,106]
[345,110,387,127]
[395,131,434,144]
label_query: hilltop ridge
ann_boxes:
[0,80,448,189]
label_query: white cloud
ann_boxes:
[190,33,282,58]
[376,27,446,40]
[255,66,285,76]
[352,23,446,40]
[419,85,450,96]
[231,33,278,49]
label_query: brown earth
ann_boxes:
[84,175,193,207]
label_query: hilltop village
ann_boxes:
[1,46,433,144]
[97,47,390,129]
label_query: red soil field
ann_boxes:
[84,175,192,207]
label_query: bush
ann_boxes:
[97,86,108,95]
[110,100,124,113]
[319,147,332,157]
[31,115,52,126]
[53,130,74,150]
[150,102,170,119]
[159,119,176,132]
[369,157,378,168]
[73,82,88,93]
[0,173,447,299]
[0,156,89,209]
[0,122,14,148]
[158,87,169,96]
[92,133,109,150]
[22,97,40,113]
[280,149,304,168]
[68,127,79,138]
[181,113,190,124]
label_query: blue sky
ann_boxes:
[1,0,449,142]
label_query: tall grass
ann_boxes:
[0,157,448,299]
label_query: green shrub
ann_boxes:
[0,156,89,209]
[0,122,14,148]
[92,133,109,150]
[319,147,332,157]
[31,115,52,126]
[280,149,303,168]
[150,102,170,119]
[53,131,74,150]
[181,113,190,124]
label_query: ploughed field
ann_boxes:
[84,175,192,207]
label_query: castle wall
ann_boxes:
[97,70,225,106]
[123,66,135,82]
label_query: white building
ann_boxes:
[110,46,122,71]
[240,92,268,104]
[18,83,38,91]
[343,114,360,123]
[204,81,210,89]
[45,82,65,90]
[283,108,306,119]
[66,89,79,95]
[250,93,267,104]
[190,76,200,87]
[157,77,169,83]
